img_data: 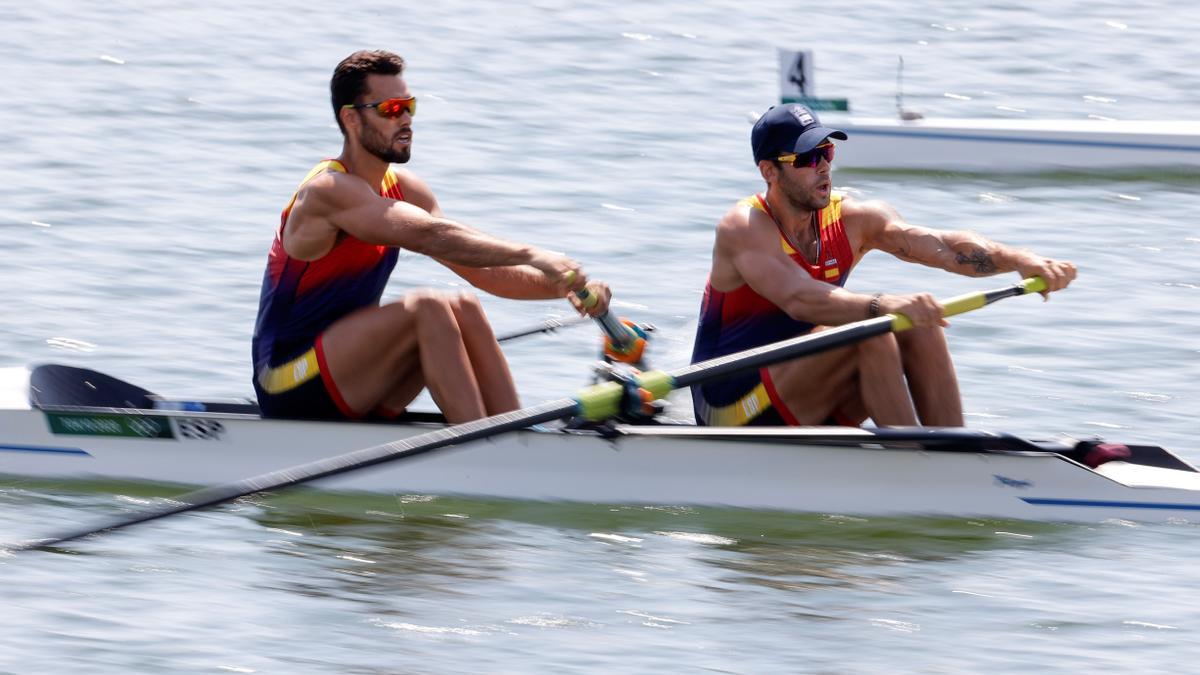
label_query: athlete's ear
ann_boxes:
[757,159,778,184]
[339,106,360,135]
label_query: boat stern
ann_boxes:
[0,366,31,410]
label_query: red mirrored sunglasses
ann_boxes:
[342,96,417,118]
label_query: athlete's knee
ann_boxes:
[910,323,946,340]
[404,289,456,317]
[857,332,902,359]
[896,324,949,351]
[447,290,480,311]
[449,291,489,323]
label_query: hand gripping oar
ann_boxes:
[574,287,649,365]
[13,277,1047,551]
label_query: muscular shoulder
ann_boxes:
[840,195,897,240]
[710,200,783,286]
[839,196,897,224]
[280,172,363,258]
[715,201,750,236]
[287,169,379,232]
[294,169,375,213]
[715,200,775,244]
[390,167,440,213]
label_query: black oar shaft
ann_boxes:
[495,315,590,342]
[574,288,636,351]
[671,317,893,389]
[22,397,580,549]
[679,278,1045,389]
[574,277,1048,420]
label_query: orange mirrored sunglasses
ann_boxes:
[342,96,417,118]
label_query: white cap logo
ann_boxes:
[789,106,814,126]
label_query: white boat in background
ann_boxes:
[5,363,1200,525]
[777,49,1200,172]
[823,116,1200,172]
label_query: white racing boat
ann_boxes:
[824,116,1200,173]
[6,279,1199,549]
[777,49,1200,172]
[4,362,1200,525]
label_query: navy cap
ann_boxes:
[751,104,848,163]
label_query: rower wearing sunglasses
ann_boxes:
[690,104,1076,428]
[252,50,610,424]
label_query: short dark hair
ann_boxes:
[330,50,406,135]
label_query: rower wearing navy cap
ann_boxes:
[690,104,1076,427]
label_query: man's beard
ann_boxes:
[780,173,828,212]
[360,120,411,164]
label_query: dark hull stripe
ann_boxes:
[1023,497,1200,511]
[0,444,89,456]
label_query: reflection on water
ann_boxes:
[3,478,1195,673]
[254,497,514,607]
[693,513,1069,596]
[4,477,1074,563]
[234,488,1077,600]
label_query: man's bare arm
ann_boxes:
[856,200,1077,292]
[306,172,580,285]
[391,169,585,300]
[725,209,945,327]
[438,261,567,299]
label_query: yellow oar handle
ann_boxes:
[575,370,674,421]
[576,288,598,310]
[890,276,1047,331]
[573,287,642,356]
[1024,275,1049,293]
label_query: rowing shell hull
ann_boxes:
[827,116,1200,172]
[4,404,1200,524]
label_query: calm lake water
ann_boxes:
[2,0,1199,672]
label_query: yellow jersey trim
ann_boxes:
[695,382,773,426]
[282,159,348,218]
[257,347,321,395]
[819,193,843,229]
[740,192,843,255]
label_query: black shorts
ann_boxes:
[253,338,353,420]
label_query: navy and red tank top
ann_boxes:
[691,191,855,368]
[252,160,404,370]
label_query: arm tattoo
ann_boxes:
[955,248,997,273]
